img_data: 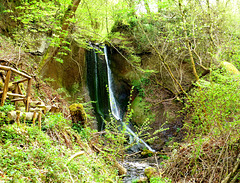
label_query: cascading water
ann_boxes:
[87,44,154,152]
[104,46,155,152]
[86,44,109,131]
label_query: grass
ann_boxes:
[0,113,121,182]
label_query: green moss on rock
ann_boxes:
[131,96,148,126]
[220,61,240,75]
[144,167,158,179]
[69,103,87,126]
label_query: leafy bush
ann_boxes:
[185,70,240,137]
[162,70,240,182]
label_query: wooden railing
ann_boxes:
[0,65,32,112]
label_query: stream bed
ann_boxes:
[122,158,158,183]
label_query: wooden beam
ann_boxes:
[17,84,23,95]
[0,65,10,71]
[14,83,18,107]
[0,65,31,79]
[32,111,37,127]
[1,70,11,106]
[11,98,25,102]
[12,78,28,84]
[11,68,31,79]
[6,93,25,97]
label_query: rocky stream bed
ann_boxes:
[121,157,159,183]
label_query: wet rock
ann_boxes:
[144,167,158,179]
[136,177,148,183]
[122,160,155,183]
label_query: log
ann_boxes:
[7,111,37,121]
[11,98,25,102]
[5,92,25,97]
[14,83,18,107]
[0,65,10,71]
[17,84,23,95]
[1,70,11,106]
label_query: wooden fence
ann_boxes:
[0,65,32,112]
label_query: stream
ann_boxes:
[121,158,158,183]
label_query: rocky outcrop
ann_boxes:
[41,39,87,101]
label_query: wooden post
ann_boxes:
[23,113,26,126]
[25,78,32,112]
[16,110,20,126]
[38,111,42,130]
[32,111,37,127]
[14,83,19,108]
[1,70,11,106]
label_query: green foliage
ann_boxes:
[185,70,240,137]
[150,176,172,183]
[0,123,120,182]
[163,70,240,181]
[0,104,15,113]
[42,113,70,131]
[132,76,151,97]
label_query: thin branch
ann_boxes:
[137,20,187,95]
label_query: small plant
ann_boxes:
[42,113,70,131]
[150,177,172,183]
[0,104,15,113]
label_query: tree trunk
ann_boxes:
[178,0,199,81]
[38,0,81,71]
[143,0,151,14]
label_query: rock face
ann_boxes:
[41,39,87,101]
[106,48,188,150]
[40,39,193,150]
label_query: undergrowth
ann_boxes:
[162,70,240,182]
[0,113,120,182]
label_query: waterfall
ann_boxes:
[87,44,154,152]
[104,46,155,152]
[86,45,109,131]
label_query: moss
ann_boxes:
[131,96,148,126]
[69,103,84,113]
[220,61,240,75]
[141,149,154,157]
[144,167,157,179]
[69,103,87,125]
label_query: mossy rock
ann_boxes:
[220,61,240,75]
[144,167,158,179]
[141,149,154,157]
[131,96,148,126]
[69,103,87,126]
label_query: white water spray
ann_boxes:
[104,46,155,152]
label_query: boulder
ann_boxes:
[69,103,87,126]
[220,61,240,75]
